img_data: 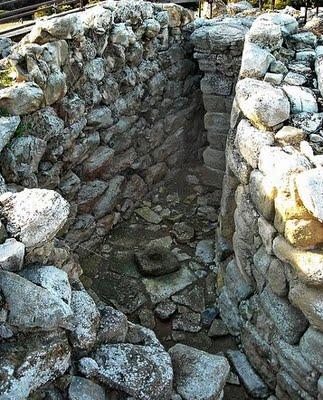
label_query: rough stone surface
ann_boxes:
[70,290,100,351]
[80,342,173,400]
[0,238,25,271]
[235,78,290,129]
[0,331,70,399]
[169,343,230,400]
[68,376,106,400]
[0,270,72,330]
[0,189,69,249]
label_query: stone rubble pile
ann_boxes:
[215,11,323,400]
[0,187,230,399]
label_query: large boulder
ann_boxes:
[235,78,290,129]
[169,343,230,400]
[0,189,69,249]
[0,270,72,330]
[79,342,173,400]
[0,331,70,399]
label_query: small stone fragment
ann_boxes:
[0,238,25,271]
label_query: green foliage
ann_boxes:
[0,69,14,90]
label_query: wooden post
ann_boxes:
[259,0,262,11]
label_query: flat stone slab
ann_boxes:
[227,350,269,398]
[143,266,198,304]
[169,343,230,400]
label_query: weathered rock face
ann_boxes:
[215,11,323,400]
[169,343,230,400]
[80,342,173,400]
[0,330,71,399]
[0,189,69,249]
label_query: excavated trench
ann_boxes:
[78,163,248,399]
[1,1,323,399]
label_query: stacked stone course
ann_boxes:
[216,11,323,400]
[0,0,206,253]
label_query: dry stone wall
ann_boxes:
[0,1,205,252]
[218,12,323,399]
[190,17,249,190]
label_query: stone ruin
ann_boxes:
[0,1,322,399]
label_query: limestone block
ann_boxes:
[258,217,276,254]
[0,238,25,272]
[256,13,298,36]
[204,112,230,133]
[0,116,20,153]
[0,331,70,399]
[267,258,288,297]
[258,146,311,192]
[290,112,323,134]
[169,344,230,400]
[240,42,275,79]
[284,71,307,86]
[0,82,43,115]
[283,85,318,114]
[0,189,69,249]
[203,147,226,171]
[0,270,72,330]
[248,18,283,50]
[274,338,319,396]
[191,22,247,52]
[260,287,308,344]
[296,168,323,222]
[68,376,106,400]
[252,246,273,291]
[274,192,312,234]
[236,78,290,129]
[289,280,323,332]
[226,138,252,185]
[300,327,323,374]
[70,290,100,351]
[201,73,233,96]
[235,119,274,169]
[224,259,254,303]
[273,235,323,286]
[79,342,173,400]
[275,126,305,146]
[284,218,323,248]
[264,72,283,85]
[227,350,269,398]
[249,170,276,221]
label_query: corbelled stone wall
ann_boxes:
[0,1,206,252]
[217,12,323,399]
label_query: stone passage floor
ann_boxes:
[80,164,248,399]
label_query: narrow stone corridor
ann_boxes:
[79,163,247,399]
